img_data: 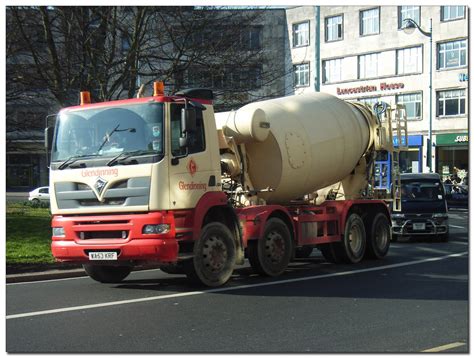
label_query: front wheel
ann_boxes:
[83,264,132,283]
[186,222,236,287]
[248,218,292,277]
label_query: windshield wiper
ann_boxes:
[57,154,101,170]
[106,150,158,167]
[97,124,136,153]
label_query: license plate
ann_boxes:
[413,223,426,231]
[89,252,117,260]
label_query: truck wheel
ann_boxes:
[320,243,343,264]
[186,222,236,287]
[295,246,313,258]
[365,213,391,259]
[82,264,132,283]
[248,218,292,277]
[340,213,366,263]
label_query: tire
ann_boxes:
[186,222,236,287]
[83,264,132,283]
[365,213,391,259]
[340,213,366,264]
[320,243,343,264]
[32,198,40,204]
[159,263,185,274]
[295,246,313,259]
[248,218,292,277]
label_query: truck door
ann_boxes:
[168,103,218,210]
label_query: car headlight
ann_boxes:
[52,227,65,237]
[392,213,405,219]
[432,213,448,219]
[142,224,170,234]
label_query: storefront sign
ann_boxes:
[337,82,405,96]
[436,133,468,146]
[393,134,423,147]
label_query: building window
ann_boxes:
[396,93,422,120]
[398,6,420,29]
[292,21,309,47]
[241,27,261,50]
[325,15,343,42]
[397,46,422,75]
[357,97,380,108]
[360,8,379,36]
[121,35,131,52]
[441,6,465,21]
[294,63,310,87]
[438,39,467,69]
[322,58,342,83]
[358,53,379,79]
[437,89,466,117]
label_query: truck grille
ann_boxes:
[79,230,129,240]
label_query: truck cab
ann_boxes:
[391,173,449,241]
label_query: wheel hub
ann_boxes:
[349,224,363,253]
[202,235,227,272]
[265,231,284,263]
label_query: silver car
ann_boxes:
[28,186,50,203]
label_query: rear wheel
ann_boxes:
[340,213,366,263]
[83,264,132,283]
[365,213,391,259]
[186,222,236,287]
[248,218,292,277]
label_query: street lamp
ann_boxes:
[402,18,433,173]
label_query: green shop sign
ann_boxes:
[436,133,468,146]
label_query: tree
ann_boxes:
[6,6,286,115]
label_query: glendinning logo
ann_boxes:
[187,158,197,177]
[94,177,108,196]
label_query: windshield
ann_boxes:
[401,179,444,201]
[52,102,164,162]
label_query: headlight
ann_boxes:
[392,213,405,219]
[142,224,170,234]
[432,213,448,219]
[52,227,65,237]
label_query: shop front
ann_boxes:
[375,135,423,190]
[436,133,468,183]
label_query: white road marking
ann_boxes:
[449,224,465,229]
[6,251,467,320]
[422,342,466,352]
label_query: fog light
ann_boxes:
[53,227,65,237]
[143,224,170,234]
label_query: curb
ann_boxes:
[6,269,88,284]
[6,264,163,284]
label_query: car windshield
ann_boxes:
[52,102,164,162]
[401,179,444,201]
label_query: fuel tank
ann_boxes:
[217,92,377,204]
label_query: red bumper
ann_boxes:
[51,211,179,263]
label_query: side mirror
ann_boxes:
[181,108,197,133]
[45,126,54,151]
[179,137,188,148]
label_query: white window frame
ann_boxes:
[441,6,465,21]
[323,58,342,83]
[326,15,343,42]
[397,46,423,75]
[437,89,466,117]
[396,92,422,120]
[398,6,420,29]
[360,8,380,36]
[294,63,310,87]
[438,39,467,70]
[358,53,380,79]
[292,21,310,47]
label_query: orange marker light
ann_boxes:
[153,81,164,96]
[80,91,91,105]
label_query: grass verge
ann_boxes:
[6,202,55,264]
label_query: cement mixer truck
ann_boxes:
[46,82,407,287]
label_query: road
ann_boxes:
[6,210,468,353]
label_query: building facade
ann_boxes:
[287,5,468,181]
